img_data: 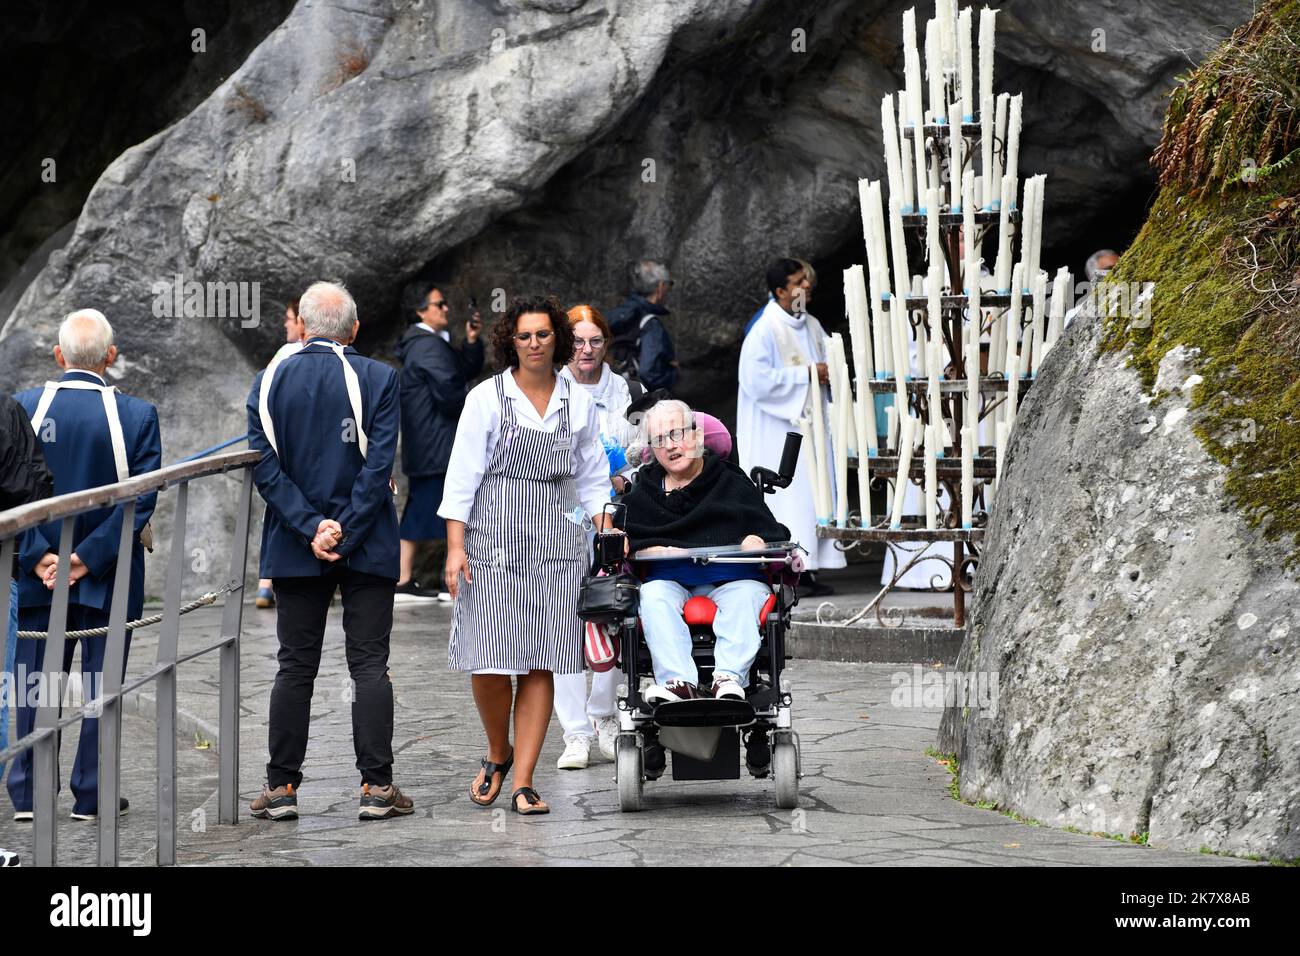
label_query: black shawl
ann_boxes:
[621,451,790,550]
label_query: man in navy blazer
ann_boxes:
[245,280,413,822]
[8,308,161,821]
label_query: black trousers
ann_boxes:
[268,567,395,789]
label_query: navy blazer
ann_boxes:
[247,338,400,580]
[13,370,162,619]
[393,324,483,477]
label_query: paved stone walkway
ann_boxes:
[0,598,1250,866]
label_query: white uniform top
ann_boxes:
[438,368,611,524]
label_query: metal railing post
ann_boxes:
[154,482,187,865]
[97,498,135,866]
[34,516,75,867]
[218,467,253,825]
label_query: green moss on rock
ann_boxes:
[1101,0,1300,568]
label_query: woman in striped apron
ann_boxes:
[438,296,614,815]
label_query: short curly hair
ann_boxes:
[490,295,575,370]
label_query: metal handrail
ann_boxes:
[0,449,256,866]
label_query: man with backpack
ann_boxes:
[606,260,677,391]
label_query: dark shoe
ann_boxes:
[358,782,414,820]
[645,680,700,704]
[469,748,514,806]
[745,729,772,777]
[250,783,298,821]
[70,798,129,821]
[255,587,275,608]
[511,786,550,815]
[393,580,440,604]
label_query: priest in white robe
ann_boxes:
[737,258,847,581]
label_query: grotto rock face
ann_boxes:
[938,307,1300,857]
[0,0,1255,591]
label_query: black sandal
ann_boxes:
[511,786,550,815]
[469,748,514,806]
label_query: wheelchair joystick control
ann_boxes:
[750,431,802,496]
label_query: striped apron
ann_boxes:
[448,372,587,675]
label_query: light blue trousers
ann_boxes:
[639,578,770,688]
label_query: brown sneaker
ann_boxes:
[250,783,298,821]
[358,782,414,820]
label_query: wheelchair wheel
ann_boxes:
[773,735,799,809]
[616,734,643,812]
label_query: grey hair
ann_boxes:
[628,398,698,466]
[1085,248,1119,284]
[299,281,358,340]
[630,259,671,297]
[58,309,114,369]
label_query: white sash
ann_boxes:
[765,306,828,420]
[30,379,129,481]
[259,340,368,459]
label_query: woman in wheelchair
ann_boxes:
[619,399,790,704]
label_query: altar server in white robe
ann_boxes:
[737,258,846,584]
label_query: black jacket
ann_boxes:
[394,324,484,477]
[606,293,676,391]
[1,393,55,578]
[622,451,788,551]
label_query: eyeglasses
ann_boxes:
[574,336,605,351]
[425,300,450,310]
[514,330,554,343]
[649,427,695,448]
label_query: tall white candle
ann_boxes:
[993,173,1015,291]
[940,0,957,72]
[1014,265,1033,380]
[979,94,994,210]
[949,101,963,213]
[870,184,895,376]
[885,402,898,453]
[912,273,929,379]
[887,194,913,382]
[924,422,938,530]
[905,12,928,209]
[962,170,976,292]
[991,92,1008,209]
[1005,94,1023,204]
[1016,175,1038,292]
[961,425,975,527]
[931,341,952,450]
[1044,266,1071,360]
[978,7,996,128]
[845,263,875,382]
[882,94,907,214]
[927,263,944,370]
[1030,269,1047,377]
[967,279,981,430]
[926,19,945,125]
[889,415,916,529]
[1005,276,1021,432]
[958,7,973,122]
[926,187,940,267]
[898,95,915,214]
[1029,174,1046,287]
[854,379,874,527]
[834,359,850,526]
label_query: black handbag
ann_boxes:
[577,558,639,623]
[577,503,638,622]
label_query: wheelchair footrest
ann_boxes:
[652,698,756,727]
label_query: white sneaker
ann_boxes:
[557,735,592,770]
[711,675,745,700]
[12,811,32,823]
[437,591,452,603]
[594,716,619,761]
